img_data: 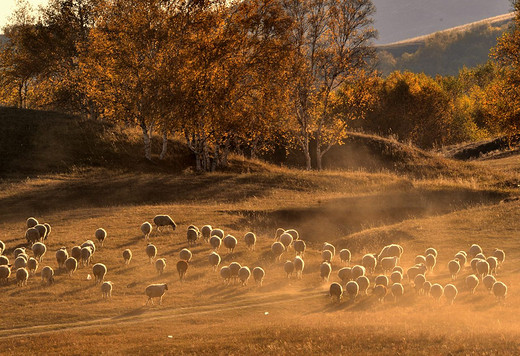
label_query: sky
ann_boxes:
[0,0,47,30]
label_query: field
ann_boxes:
[1,109,520,355]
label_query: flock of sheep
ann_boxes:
[0,214,510,308]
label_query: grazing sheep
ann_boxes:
[252,267,265,286]
[27,257,38,275]
[274,228,285,240]
[0,265,11,284]
[208,252,221,271]
[80,247,93,266]
[279,233,293,249]
[321,250,333,263]
[378,244,403,260]
[293,256,305,279]
[14,247,26,259]
[16,268,28,286]
[223,235,238,253]
[475,253,487,261]
[179,248,192,262]
[454,252,467,268]
[26,217,38,228]
[380,256,399,274]
[155,258,166,275]
[329,282,343,302]
[423,281,432,296]
[361,254,377,274]
[153,215,177,232]
[320,262,332,282]
[390,271,403,284]
[393,266,404,275]
[345,281,359,300]
[470,258,482,274]
[351,265,366,280]
[55,247,68,269]
[444,284,458,305]
[210,236,222,251]
[32,242,47,262]
[187,227,200,246]
[145,283,168,305]
[43,223,51,240]
[448,260,461,280]
[41,266,54,285]
[81,240,96,255]
[244,232,256,250]
[141,222,153,240]
[415,255,426,265]
[285,229,299,241]
[407,264,427,284]
[339,249,351,265]
[229,262,242,283]
[465,274,479,294]
[238,266,251,286]
[201,225,212,242]
[0,255,8,266]
[101,281,113,299]
[283,260,295,278]
[373,285,387,303]
[146,244,157,264]
[483,275,496,293]
[176,260,189,282]
[211,229,224,239]
[271,241,285,261]
[92,263,107,283]
[34,224,47,240]
[25,228,40,244]
[391,283,404,302]
[430,283,444,301]
[425,247,438,258]
[375,275,389,288]
[0,240,4,255]
[123,249,132,265]
[71,246,82,261]
[414,274,426,294]
[338,267,352,283]
[95,228,107,247]
[322,243,336,257]
[476,260,490,280]
[356,276,370,295]
[425,254,436,272]
[486,257,498,275]
[14,256,27,270]
[493,249,505,265]
[64,257,78,276]
[492,281,507,302]
[468,244,483,258]
[293,240,306,257]
[220,266,231,284]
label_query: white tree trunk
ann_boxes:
[159,132,168,160]
[141,125,152,160]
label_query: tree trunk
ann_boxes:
[250,138,259,159]
[316,144,323,171]
[141,123,152,161]
[159,131,168,160]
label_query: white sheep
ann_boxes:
[145,283,168,305]
[393,266,404,275]
[26,217,38,228]
[16,267,28,286]
[13,256,27,270]
[285,229,299,241]
[475,252,486,260]
[345,281,359,300]
[338,267,352,283]
[423,281,432,296]
[414,274,426,294]
[486,256,498,275]
[0,240,5,255]
[283,260,294,278]
[208,252,221,271]
[425,254,436,272]
[373,284,387,303]
[56,247,68,269]
[238,266,251,286]
[25,228,40,244]
[274,228,285,240]
[271,241,285,261]
[179,248,192,262]
[454,252,467,267]
[92,263,107,283]
[123,249,132,265]
[293,256,304,279]
[465,274,479,294]
[444,284,458,305]
[329,282,343,302]
[252,267,265,286]
[41,266,54,285]
[361,254,377,274]
[80,246,93,266]
[476,260,490,280]
[81,240,96,255]
[322,243,336,257]
[153,215,177,232]
[320,262,332,282]
[425,247,438,258]
[0,265,11,284]
[223,235,237,253]
[448,260,461,280]
[211,229,224,239]
[390,270,403,284]
[176,260,189,282]
[27,257,38,275]
[468,244,483,258]
[32,242,47,262]
[493,249,505,266]
[210,236,222,251]
[415,255,426,265]
[95,228,107,247]
[155,258,166,275]
[101,281,113,299]
[43,223,51,240]
[339,249,351,265]
[351,265,366,280]
[380,256,398,274]
[13,247,26,259]
[187,226,200,246]
[483,274,496,293]
[391,283,404,302]
[430,283,444,301]
[321,249,333,263]
[71,246,82,261]
[34,224,47,240]
[244,232,256,250]
[375,275,389,288]
[279,233,293,249]
[0,255,9,266]
[146,244,157,264]
[293,240,306,257]
[201,225,212,242]
[65,257,78,276]
[229,262,242,283]
[220,266,231,284]
[470,258,482,274]
[492,281,507,302]
[356,275,370,295]
[141,222,153,240]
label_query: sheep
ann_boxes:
[0,265,11,285]
[201,225,212,242]
[145,283,168,305]
[329,282,343,302]
[423,281,432,296]
[80,246,93,266]
[141,222,153,240]
[101,281,113,299]
[14,247,26,259]
[155,258,166,275]
[322,243,336,257]
[356,275,370,295]
[320,262,332,282]
[430,283,444,301]
[279,233,293,249]
[415,255,426,265]
[0,240,5,255]
[470,258,482,274]
[391,283,404,302]
[321,250,333,263]
[27,257,38,275]
[475,253,486,261]
[210,236,222,251]
[153,215,177,232]
[271,241,285,261]
[123,249,132,265]
[414,274,426,294]
[380,256,398,274]
[92,263,107,284]
[187,227,199,246]
[407,264,427,284]
[43,223,51,240]
[492,281,507,302]
[425,254,436,272]
[32,242,47,262]
[448,260,461,280]
[285,229,299,241]
[244,232,257,250]
[493,249,505,265]
[14,256,27,270]
[454,252,467,268]
[345,281,359,300]
[211,229,224,239]
[465,274,479,294]
[338,267,352,283]
[476,260,490,280]
[146,244,157,264]
[293,240,306,257]
[339,249,351,265]
[16,268,28,286]
[223,235,237,253]
[486,256,498,275]
[65,257,78,276]
[208,252,221,271]
[375,275,389,288]
[176,260,189,282]
[26,217,38,228]
[34,224,48,241]
[179,248,192,262]
[288,256,303,279]
[71,246,82,261]
[0,255,8,266]
[393,266,404,275]
[220,266,232,284]
[444,284,458,305]
[390,270,403,284]
[274,228,285,240]
[468,244,483,258]
[25,228,40,244]
[377,244,402,260]
[361,254,377,274]
[351,265,366,280]
[373,285,387,303]
[283,260,294,278]
[95,228,107,247]
[81,240,96,255]
[425,247,438,258]
[252,267,265,286]
[229,262,242,283]
[238,266,251,286]
[55,247,68,269]
[483,275,496,293]
[41,266,54,285]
